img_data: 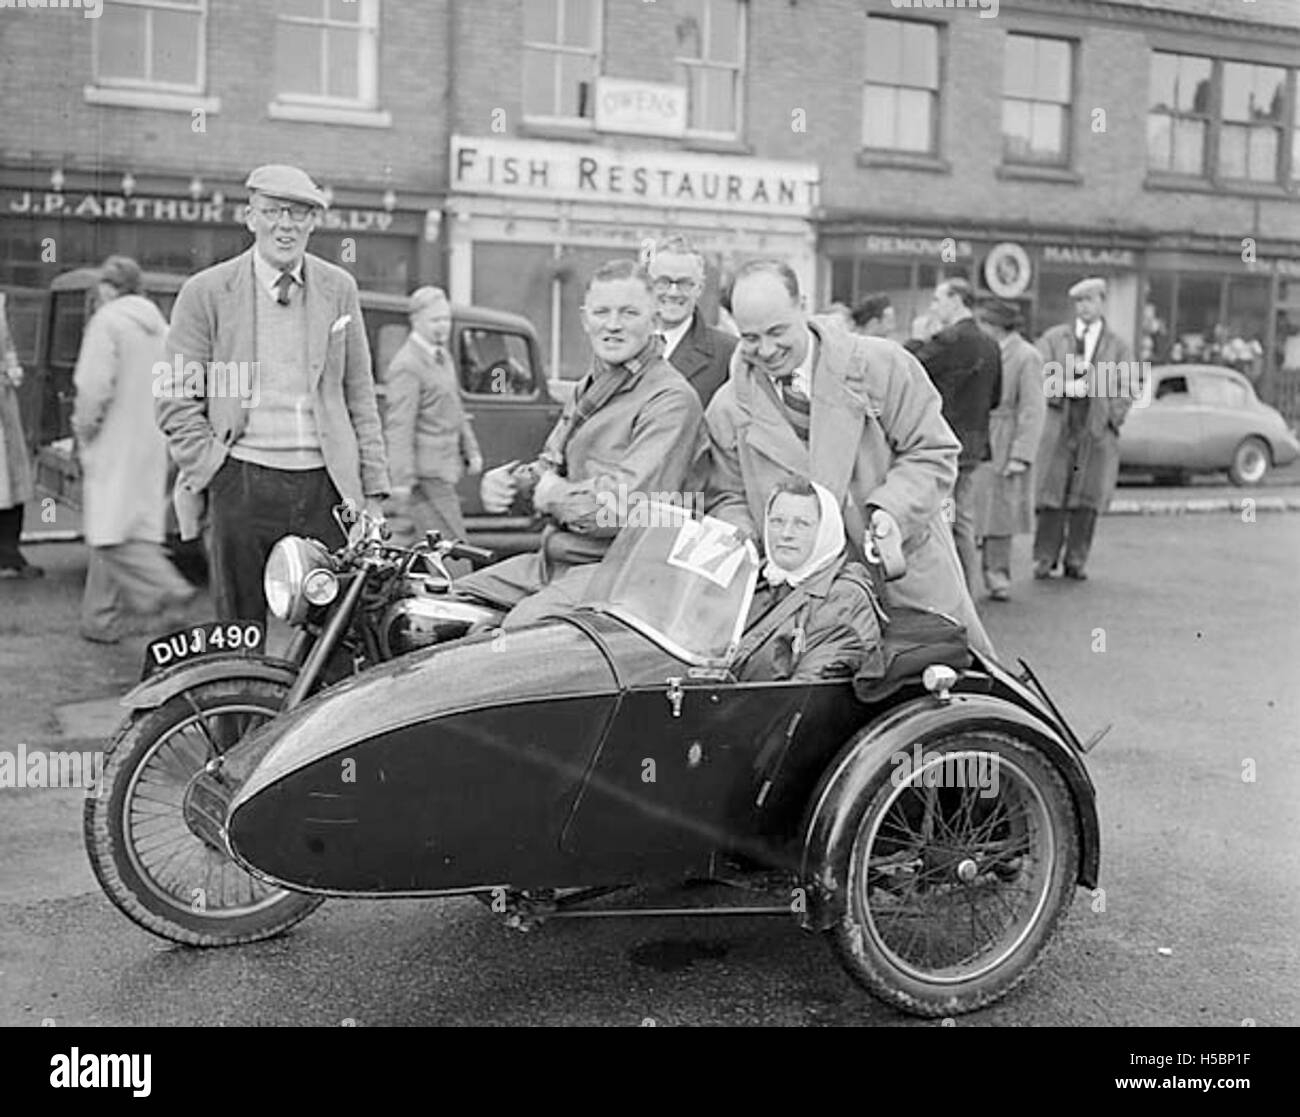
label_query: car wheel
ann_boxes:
[1228,437,1270,487]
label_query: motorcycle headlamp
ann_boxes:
[264,536,336,625]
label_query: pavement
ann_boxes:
[0,514,1296,1026]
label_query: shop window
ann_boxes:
[523,0,601,123]
[1143,274,1175,362]
[95,0,207,92]
[459,331,536,397]
[1147,52,1211,176]
[862,17,939,155]
[1173,275,1222,363]
[274,0,380,107]
[1219,62,1286,183]
[675,0,746,138]
[1002,34,1073,167]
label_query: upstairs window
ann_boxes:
[1147,52,1213,176]
[95,0,206,91]
[275,0,381,107]
[1002,33,1073,167]
[1219,62,1286,182]
[523,0,602,122]
[675,0,746,137]
[863,17,939,154]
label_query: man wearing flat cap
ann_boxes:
[1031,276,1134,580]
[157,163,390,621]
[382,286,482,559]
[974,299,1046,600]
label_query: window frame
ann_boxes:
[273,0,382,110]
[861,15,942,157]
[1000,32,1076,170]
[93,0,209,95]
[1146,49,1214,178]
[674,0,748,141]
[1217,59,1288,185]
[521,0,604,127]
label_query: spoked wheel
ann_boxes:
[84,676,323,946]
[830,730,1079,1017]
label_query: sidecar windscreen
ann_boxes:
[581,504,759,667]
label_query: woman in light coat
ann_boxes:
[72,257,195,642]
[974,300,1047,600]
[0,293,41,578]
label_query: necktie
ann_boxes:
[275,270,295,307]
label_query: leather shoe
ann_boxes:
[1032,562,1053,580]
[1063,566,1088,581]
[988,587,1010,601]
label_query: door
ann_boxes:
[1192,372,1255,465]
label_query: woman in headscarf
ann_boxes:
[735,475,884,683]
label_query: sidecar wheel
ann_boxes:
[828,730,1079,1017]
[84,677,323,947]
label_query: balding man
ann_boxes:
[383,286,482,552]
[704,259,994,658]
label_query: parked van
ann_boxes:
[15,268,563,556]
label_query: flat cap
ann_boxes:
[978,298,1022,329]
[244,164,328,209]
[409,286,449,314]
[1068,276,1107,299]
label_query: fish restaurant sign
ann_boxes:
[4,190,397,231]
[451,135,820,217]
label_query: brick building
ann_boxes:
[2,0,1300,391]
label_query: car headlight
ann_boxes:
[263,536,336,625]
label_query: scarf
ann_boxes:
[762,480,846,588]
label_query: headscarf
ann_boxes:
[762,479,846,588]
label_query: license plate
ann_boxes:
[142,621,266,680]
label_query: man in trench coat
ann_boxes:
[973,299,1047,600]
[705,260,994,659]
[1032,276,1135,580]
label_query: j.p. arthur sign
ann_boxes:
[451,135,820,217]
[4,190,398,232]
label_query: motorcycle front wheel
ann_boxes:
[829,729,1080,1017]
[84,675,323,947]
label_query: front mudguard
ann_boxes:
[120,654,302,713]
[797,694,1101,931]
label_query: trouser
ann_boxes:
[1033,507,1099,572]
[981,535,1012,593]
[208,458,345,623]
[81,540,195,639]
[951,464,981,595]
[0,503,25,567]
[456,538,602,628]
[396,478,470,579]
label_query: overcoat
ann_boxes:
[158,248,390,537]
[0,296,34,510]
[1034,320,1134,511]
[71,294,172,547]
[976,330,1047,537]
[666,308,738,410]
[705,317,993,657]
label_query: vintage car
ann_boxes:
[85,509,1102,1018]
[1119,364,1300,486]
[14,267,564,555]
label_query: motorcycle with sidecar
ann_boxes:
[86,506,1100,1018]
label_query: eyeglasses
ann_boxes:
[651,276,699,292]
[253,202,316,225]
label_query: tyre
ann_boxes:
[84,675,323,946]
[828,729,1080,1017]
[1228,436,1269,486]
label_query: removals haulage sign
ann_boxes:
[450,135,820,217]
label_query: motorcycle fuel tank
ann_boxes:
[226,619,622,894]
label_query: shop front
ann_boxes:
[447,135,820,381]
[0,166,439,297]
[821,221,1144,348]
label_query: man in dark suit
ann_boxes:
[647,235,737,409]
[906,277,1002,594]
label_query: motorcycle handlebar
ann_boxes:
[448,542,495,565]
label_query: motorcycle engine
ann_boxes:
[377,590,501,658]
